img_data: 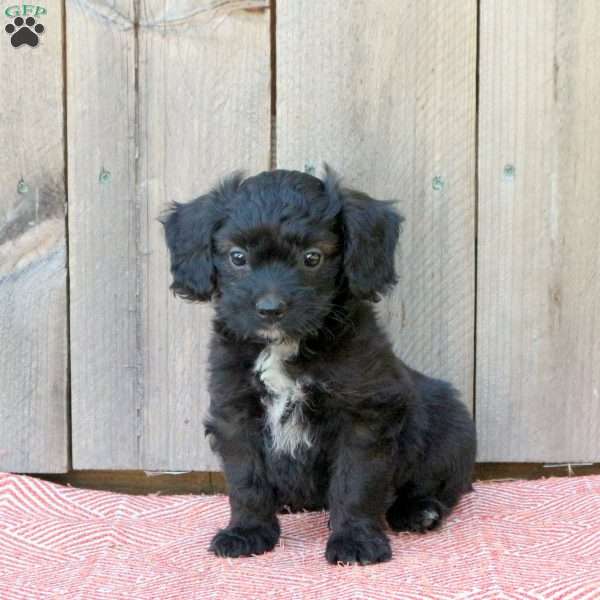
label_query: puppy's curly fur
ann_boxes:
[161,168,476,565]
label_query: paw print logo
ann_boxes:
[5,17,44,48]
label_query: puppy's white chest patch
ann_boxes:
[254,341,312,456]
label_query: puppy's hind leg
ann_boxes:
[389,374,476,534]
[386,477,467,533]
[386,494,448,533]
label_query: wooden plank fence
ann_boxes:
[0,0,598,472]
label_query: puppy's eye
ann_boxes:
[229,248,248,268]
[303,249,322,269]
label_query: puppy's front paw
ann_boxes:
[209,521,280,558]
[325,528,392,565]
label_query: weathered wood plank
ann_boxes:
[477,1,600,460]
[138,0,270,470]
[67,0,139,468]
[0,3,68,472]
[277,0,477,410]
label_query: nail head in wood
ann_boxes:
[16,178,29,194]
[304,161,315,176]
[503,164,515,179]
[99,168,112,184]
[432,175,444,191]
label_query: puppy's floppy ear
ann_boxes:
[324,166,403,301]
[160,173,242,301]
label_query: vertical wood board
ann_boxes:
[277,0,477,410]
[477,0,600,460]
[0,2,68,472]
[68,0,138,468]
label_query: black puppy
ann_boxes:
[161,168,476,565]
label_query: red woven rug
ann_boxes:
[1,473,599,599]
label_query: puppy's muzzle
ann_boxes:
[256,294,288,322]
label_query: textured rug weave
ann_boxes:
[1,473,599,599]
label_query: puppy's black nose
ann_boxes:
[256,294,287,320]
